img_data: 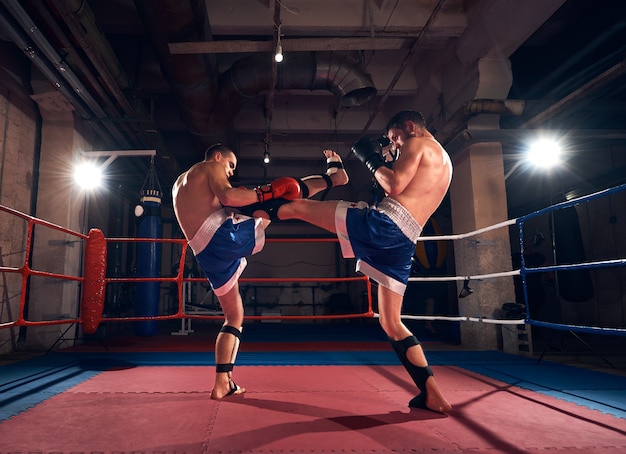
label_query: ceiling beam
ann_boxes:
[168,37,411,54]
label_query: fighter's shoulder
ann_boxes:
[403,135,437,153]
[411,135,444,152]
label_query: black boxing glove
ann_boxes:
[377,135,391,148]
[351,137,386,174]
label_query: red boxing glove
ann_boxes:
[254,176,302,203]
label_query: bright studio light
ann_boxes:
[74,161,104,190]
[274,42,284,62]
[526,138,562,170]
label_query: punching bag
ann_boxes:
[414,217,447,270]
[134,187,162,336]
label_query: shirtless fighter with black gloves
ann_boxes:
[252,110,453,413]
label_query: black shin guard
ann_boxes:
[215,325,242,374]
[389,335,433,409]
[301,174,332,191]
[236,198,291,221]
[294,177,310,198]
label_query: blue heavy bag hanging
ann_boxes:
[134,158,163,336]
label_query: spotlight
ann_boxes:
[74,161,104,190]
[527,138,562,170]
[263,150,270,164]
[274,41,283,62]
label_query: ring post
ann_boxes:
[80,228,107,334]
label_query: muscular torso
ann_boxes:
[172,161,223,241]
[381,132,452,228]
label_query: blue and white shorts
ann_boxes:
[335,197,422,295]
[188,209,265,296]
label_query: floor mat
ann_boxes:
[0,364,624,453]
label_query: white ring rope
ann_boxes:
[402,186,626,332]
[408,269,520,282]
[374,313,526,324]
[403,219,525,324]
[414,218,517,242]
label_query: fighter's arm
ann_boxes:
[207,164,258,207]
[210,166,301,208]
[373,138,423,195]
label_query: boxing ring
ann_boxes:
[1,183,626,338]
[406,183,626,336]
[1,185,626,453]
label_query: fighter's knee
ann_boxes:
[279,197,305,218]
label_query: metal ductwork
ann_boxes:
[228,52,377,108]
[134,0,376,148]
[436,99,528,149]
[210,52,376,131]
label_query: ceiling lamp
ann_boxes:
[274,41,283,63]
[274,23,283,63]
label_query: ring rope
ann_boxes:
[380,313,526,324]
[3,181,626,336]
[414,218,517,242]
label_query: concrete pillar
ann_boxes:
[26,90,92,350]
[444,57,522,352]
[449,143,518,351]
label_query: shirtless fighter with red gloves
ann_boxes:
[172,143,347,400]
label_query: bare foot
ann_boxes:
[324,149,349,187]
[424,377,452,413]
[210,379,246,400]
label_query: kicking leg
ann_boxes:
[276,198,339,233]
[378,285,451,413]
[240,150,346,221]
[299,149,349,197]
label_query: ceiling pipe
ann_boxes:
[225,52,376,107]
[436,99,527,147]
[134,0,376,150]
[0,0,135,147]
[51,0,166,152]
[0,3,119,145]
[440,54,626,153]
[360,0,447,136]
[36,1,140,149]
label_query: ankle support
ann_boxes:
[389,335,433,392]
[326,156,344,175]
[216,325,242,373]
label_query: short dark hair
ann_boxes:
[204,143,233,161]
[385,110,426,131]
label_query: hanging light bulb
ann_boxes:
[274,40,283,63]
[263,149,271,164]
[274,22,284,63]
